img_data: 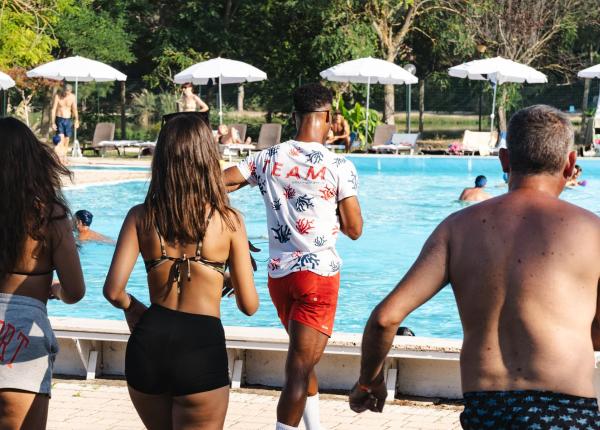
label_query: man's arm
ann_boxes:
[224,165,249,193]
[51,95,58,130]
[71,95,79,128]
[592,280,600,351]
[338,196,362,240]
[350,222,450,412]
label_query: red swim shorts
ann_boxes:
[268,271,340,337]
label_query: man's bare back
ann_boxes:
[458,187,491,202]
[447,189,600,397]
[351,105,600,426]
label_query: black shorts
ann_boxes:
[125,304,229,396]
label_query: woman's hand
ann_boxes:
[124,295,148,332]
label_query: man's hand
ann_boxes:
[51,122,57,132]
[124,295,148,332]
[74,119,80,129]
[349,374,387,413]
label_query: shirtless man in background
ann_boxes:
[350,105,600,429]
[326,112,351,152]
[51,83,78,163]
[459,175,492,202]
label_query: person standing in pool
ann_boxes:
[224,83,363,430]
[0,117,85,429]
[349,105,600,429]
[51,83,78,164]
[178,82,209,113]
[459,175,491,202]
[103,113,258,430]
[74,210,114,244]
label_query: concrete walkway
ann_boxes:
[48,378,462,429]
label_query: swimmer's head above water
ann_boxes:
[475,175,487,188]
[75,209,93,227]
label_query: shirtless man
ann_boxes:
[349,105,600,429]
[459,175,492,202]
[74,210,114,244]
[51,84,78,163]
[326,111,351,152]
[177,82,209,112]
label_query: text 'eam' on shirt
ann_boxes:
[237,140,359,278]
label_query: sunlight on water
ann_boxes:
[50,157,600,339]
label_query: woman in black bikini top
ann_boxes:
[103,112,258,430]
[0,117,85,430]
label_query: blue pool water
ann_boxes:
[51,157,600,338]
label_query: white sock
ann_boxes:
[276,422,298,430]
[302,392,321,430]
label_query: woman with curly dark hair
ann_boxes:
[104,113,258,429]
[0,117,85,428]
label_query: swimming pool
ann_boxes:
[52,157,600,338]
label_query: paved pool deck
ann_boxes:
[48,378,462,430]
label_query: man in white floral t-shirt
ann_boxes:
[224,83,363,430]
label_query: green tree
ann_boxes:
[54,1,134,64]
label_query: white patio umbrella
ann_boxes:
[578,64,600,109]
[27,56,127,157]
[174,57,267,124]
[0,71,15,90]
[448,56,547,133]
[320,57,418,144]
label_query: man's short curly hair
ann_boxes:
[293,83,333,112]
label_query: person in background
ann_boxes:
[459,175,492,202]
[224,83,363,430]
[51,83,78,164]
[74,210,114,244]
[349,105,600,429]
[567,164,586,187]
[177,82,209,113]
[216,124,241,145]
[325,111,351,153]
[103,113,258,430]
[0,117,85,429]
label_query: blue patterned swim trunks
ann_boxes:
[460,390,600,429]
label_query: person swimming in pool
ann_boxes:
[349,105,600,429]
[74,210,114,244]
[567,164,586,187]
[459,175,492,202]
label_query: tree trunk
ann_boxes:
[40,87,56,137]
[497,90,507,133]
[383,84,395,125]
[237,84,244,112]
[120,82,126,139]
[418,79,425,133]
[580,78,591,144]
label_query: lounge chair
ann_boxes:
[230,124,247,143]
[254,123,282,151]
[370,124,396,151]
[84,122,116,156]
[372,133,419,155]
[461,130,498,156]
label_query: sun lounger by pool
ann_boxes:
[85,122,116,156]
[461,130,498,156]
[230,123,247,143]
[371,124,396,150]
[253,123,281,151]
[372,133,419,155]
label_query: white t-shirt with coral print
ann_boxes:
[237,140,359,278]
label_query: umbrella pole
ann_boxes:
[365,76,371,146]
[219,75,223,125]
[490,81,497,134]
[72,78,80,157]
